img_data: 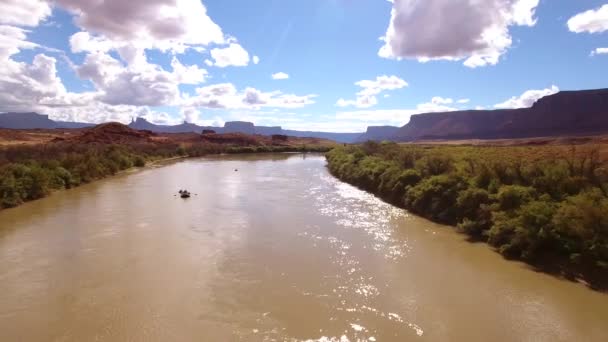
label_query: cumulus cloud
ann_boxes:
[337,75,408,108]
[431,96,453,105]
[494,85,559,109]
[333,96,458,129]
[56,0,225,52]
[184,83,316,110]
[591,47,608,56]
[0,53,68,113]
[379,0,540,68]
[0,0,51,27]
[271,72,289,80]
[171,56,208,84]
[180,107,200,123]
[74,50,189,106]
[207,43,250,67]
[253,55,260,64]
[0,49,153,126]
[0,25,39,58]
[567,5,608,34]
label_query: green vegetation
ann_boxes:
[326,142,608,281]
[0,142,330,211]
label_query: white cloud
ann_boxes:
[379,0,540,68]
[591,47,608,56]
[568,5,608,34]
[325,97,458,131]
[56,0,225,53]
[184,83,316,110]
[74,50,189,107]
[0,49,166,126]
[271,72,289,80]
[0,25,39,58]
[0,0,51,27]
[171,56,207,84]
[431,96,453,105]
[69,31,115,53]
[208,43,250,67]
[253,55,260,64]
[0,53,68,113]
[337,75,408,108]
[457,98,471,104]
[494,85,559,109]
[180,107,200,123]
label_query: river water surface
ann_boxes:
[1,154,607,341]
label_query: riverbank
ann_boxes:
[0,123,334,212]
[326,142,608,290]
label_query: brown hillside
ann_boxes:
[66,122,156,144]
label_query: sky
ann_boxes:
[1,0,607,132]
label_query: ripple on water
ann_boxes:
[311,174,411,262]
[294,171,424,340]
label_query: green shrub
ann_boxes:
[553,190,608,265]
[497,185,535,211]
[405,174,466,223]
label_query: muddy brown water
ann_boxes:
[1,154,607,341]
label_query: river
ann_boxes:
[0,153,607,341]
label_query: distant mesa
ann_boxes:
[394,88,608,141]
[357,126,401,142]
[0,113,362,143]
[126,117,360,142]
[3,88,608,143]
[0,112,94,129]
[223,121,255,135]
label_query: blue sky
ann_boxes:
[1,0,607,132]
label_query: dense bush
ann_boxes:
[326,143,608,275]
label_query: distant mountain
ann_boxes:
[128,117,211,133]
[55,121,95,129]
[281,130,362,143]
[356,126,401,142]
[0,112,57,129]
[393,88,608,141]
[0,113,363,143]
[223,121,255,134]
[127,118,363,142]
[0,112,94,130]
